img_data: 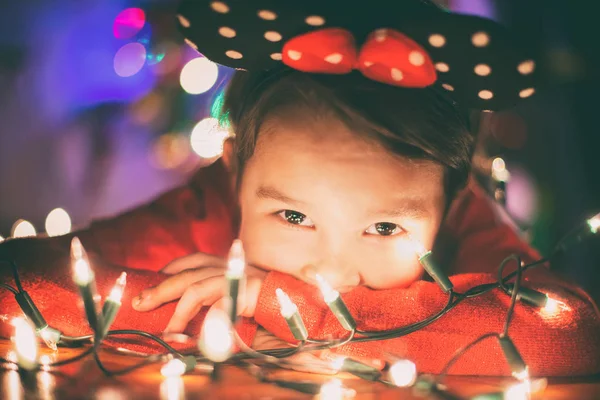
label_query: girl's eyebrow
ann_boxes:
[256,185,307,206]
[368,198,431,220]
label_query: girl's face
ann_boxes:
[238,115,446,291]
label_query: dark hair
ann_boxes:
[222,68,475,205]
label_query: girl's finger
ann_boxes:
[161,252,226,275]
[164,276,225,333]
[132,267,223,311]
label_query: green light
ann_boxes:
[210,89,231,130]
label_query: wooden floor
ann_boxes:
[1,340,599,399]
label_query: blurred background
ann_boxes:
[0,0,598,301]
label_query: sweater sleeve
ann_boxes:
[255,270,600,377]
[0,160,237,274]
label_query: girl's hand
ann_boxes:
[131,252,268,333]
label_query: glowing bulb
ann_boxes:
[12,317,38,370]
[39,327,61,351]
[504,381,531,400]
[389,359,417,387]
[71,237,94,285]
[319,379,355,400]
[275,288,298,318]
[492,157,511,182]
[190,117,230,159]
[315,274,340,304]
[0,234,4,243]
[587,213,600,234]
[108,272,127,303]
[226,239,245,279]
[12,219,36,238]
[161,359,186,377]
[513,367,530,382]
[198,309,233,362]
[160,376,185,400]
[180,57,219,94]
[330,356,347,372]
[45,207,72,237]
[71,236,85,260]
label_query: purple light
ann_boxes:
[450,0,496,20]
[114,42,147,77]
[113,8,146,39]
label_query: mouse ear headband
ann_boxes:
[176,0,539,111]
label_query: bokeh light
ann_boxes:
[45,208,72,237]
[190,118,230,159]
[506,166,540,224]
[180,57,219,94]
[12,220,37,238]
[152,42,183,76]
[113,8,146,39]
[146,43,166,66]
[150,134,191,170]
[114,43,147,77]
[131,93,166,126]
[0,235,4,243]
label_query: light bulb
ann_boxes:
[492,157,511,182]
[315,274,339,304]
[160,376,185,400]
[161,359,186,377]
[275,288,298,318]
[319,379,344,400]
[389,359,417,387]
[45,207,72,237]
[330,356,347,372]
[198,309,234,362]
[71,237,93,285]
[12,219,36,238]
[39,326,61,351]
[0,234,4,243]
[108,272,127,303]
[587,213,600,234]
[226,239,245,279]
[12,317,38,370]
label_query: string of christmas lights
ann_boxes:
[0,211,599,399]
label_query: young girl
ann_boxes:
[1,0,599,377]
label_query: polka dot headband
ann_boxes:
[176,0,539,111]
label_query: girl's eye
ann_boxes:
[277,210,315,227]
[365,222,403,237]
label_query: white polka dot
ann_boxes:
[408,51,425,66]
[474,64,491,76]
[258,10,277,20]
[428,34,446,48]
[519,88,535,98]
[374,29,388,42]
[471,31,490,47]
[435,62,449,72]
[225,50,243,59]
[442,83,454,91]
[391,68,404,81]
[210,1,230,14]
[177,15,191,28]
[264,31,282,42]
[184,38,198,50]
[517,60,535,75]
[364,61,374,67]
[478,90,493,100]
[270,53,282,61]
[305,15,325,26]
[218,27,236,38]
[324,53,343,64]
[287,50,302,61]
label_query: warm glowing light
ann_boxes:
[319,378,355,400]
[39,327,60,351]
[0,235,4,243]
[38,370,56,399]
[389,359,417,387]
[275,288,298,318]
[160,376,185,400]
[108,272,127,303]
[71,237,93,285]
[588,213,600,234]
[198,309,233,362]
[315,274,340,304]
[45,207,72,237]
[13,317,38,370]
[226,239,246,279]
[190,117,230,159]
[161,358,186,377]
[12,219,36,238]
[150,134,190,170]
[71,236,84,259]
[180,57,219,94]
[330,356,347,372]
[505,378,547,400]
[114,42,147,77]
[406,233,430,259]
[513,367,530,382]
[541,296,569,316]
[4,371,23,399]
[492,157,511,182]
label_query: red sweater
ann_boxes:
[1,161,599,376]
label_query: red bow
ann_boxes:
[282,28,437,88]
